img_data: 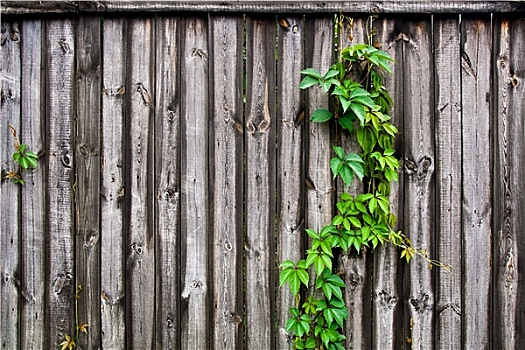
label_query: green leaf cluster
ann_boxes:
[3,126,39,186]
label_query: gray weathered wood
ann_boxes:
[0,19,21,350]
[493,16,525,350]
[461,16,492,349]
[75,15,101,350]
[179,16,210,350]
[276,15,305,350]
[401,17,436,349]
[244,15,277,350]
[19,19,46,350]
[433,16,462,349]
[154,15,181,350]
[209,15,244,350]
[100,17,126,350]
[44,18,76,349]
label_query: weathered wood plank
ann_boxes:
[209,15,244,350]
[433,16,462,349]
[100,17,126,350]
[154,15,181,350]
[493,16,525,350]
[179,16,210,350]
[401,18,436,349]
[0,19,21,350]
[460,16,492,349]
[75,15,101,350]
[276,15,305,350]
[44,18,76,349]
[244,15,277,350]
[19,19,46,350]
[124,17,155,350]
[2,1,78,14]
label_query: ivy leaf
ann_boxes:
[78,322,89,334]
[311,109,334,123]
[279,260,309,295]
[299,75,320,89]
[338,114,354,132]
[300,68,323,79]
[350,103,366,125]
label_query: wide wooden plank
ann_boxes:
[19,19,46,350]
[100,17,126,350]
[244,15,277,349]
[401,18,436,349]
[75,15,101,350]
[276,14,305,350]
[44,18,76,349]
[209,15,244,350]
[460,16,492,349]
[0,19,21,350]
[179,16,210,350]
[493,16,525,349]
[154,15,182,350]
[433,16,462,349]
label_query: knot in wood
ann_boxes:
[165,314,174,328]
[410,293,432,314]
[131,242,144,256]
[375,290,397,309]
[60,152,72,168]
[510,74,520,88]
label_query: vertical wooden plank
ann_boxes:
[401,18,435,349]
[433,16,462,349]
[493,16,525,350]
[20,19,46,350]
[276,15,305,350]
[155,15,181,350]
[44,18,76,349]
[209,15,244,350]
[461,16,492,350]
[244,15,276,349]
[0,19,21,350]
[75,15,101,350]
[125,16,155,350]
[100,17,126,350]
[180,16,210,350]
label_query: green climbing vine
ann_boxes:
[2,126,38,185]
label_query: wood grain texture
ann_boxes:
[209,15,244,350]
[244,15,277,350]
[19,19,46,350]
[461,16,492,349]
[124,17,155,350]
[155,15,181,350]
[401,18,436,349]
[179,16,210,350]
[44,18,76,349]
[100,17,126,350]
[0,19,21,350]
[276,15,305,350]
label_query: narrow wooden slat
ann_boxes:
[493,16,525,350]
[209,15,244,350]
[75,15,101,350]
[0,19,21,350]
[401,18,435,349]
[433,16,462,349]
[155,15,181,350]
[100,17,126,350]
[20,19,46,350]
[276,15,305,350]
[44,18,76,349]
[179,16,210,349]
[244,15,276,349]
[461,16,492,349]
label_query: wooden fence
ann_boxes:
[1,1,524,349]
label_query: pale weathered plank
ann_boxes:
[155,15,181,350]
[460,16,492,349]
[493,16,525,350]
[433,16,462,349]
[401,18,436,349]
[244,15,277,350]
[75,15,101,350]
[19,19,46,350]
[100,17,126,350]
[179,16,210,350]
[276,14,305,350]
[44,18,76,349]
[125,17,155,349]
[0,19,21,350]
[209,14,244,350]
